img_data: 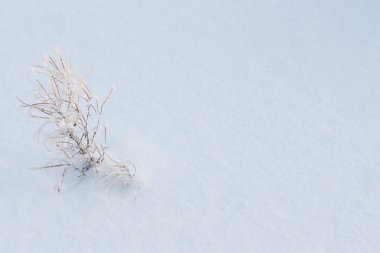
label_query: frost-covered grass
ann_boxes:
[18,50,135,192]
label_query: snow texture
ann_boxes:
[1,0,380,252]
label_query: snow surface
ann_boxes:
[1,0,380,252]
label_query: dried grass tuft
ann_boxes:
[19,49,135,192]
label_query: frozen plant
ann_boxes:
[18,49,135,192]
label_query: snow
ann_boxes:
[1,0,380,252]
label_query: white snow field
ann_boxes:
[1,0,380,252]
